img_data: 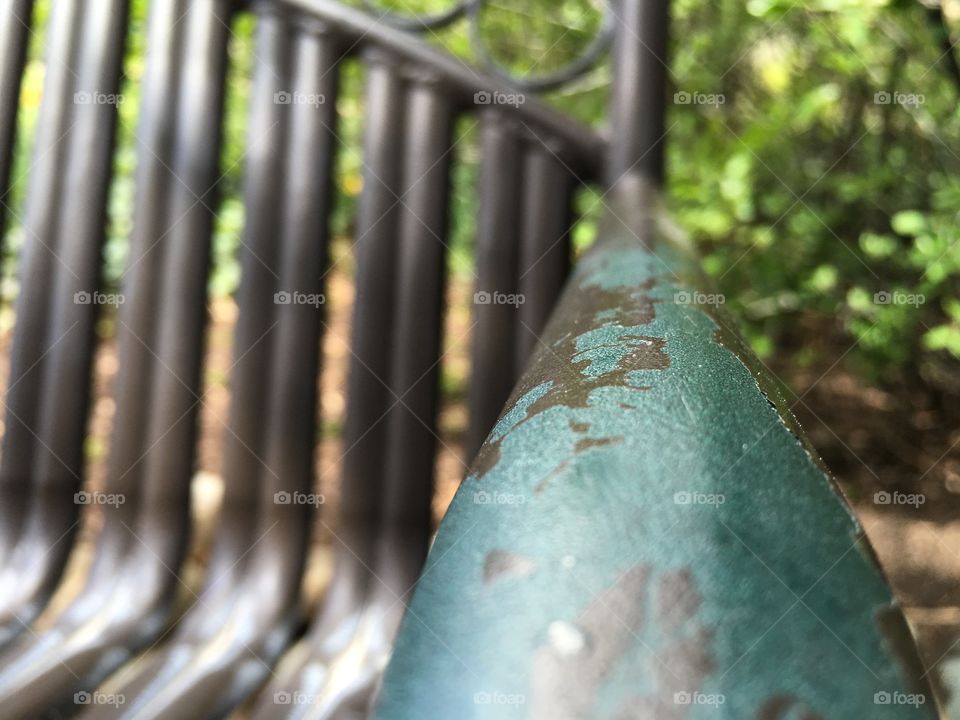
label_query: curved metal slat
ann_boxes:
[0,0,127,649]
[465,110,524,462]
[81,13,342,720]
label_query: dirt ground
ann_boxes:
[1,236,959,708]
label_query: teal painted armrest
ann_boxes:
[375,180,935,720]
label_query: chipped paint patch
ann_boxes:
[483,550,536,586]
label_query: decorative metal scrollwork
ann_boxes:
[361,0,612,92]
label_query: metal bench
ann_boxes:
[0,0,936,718]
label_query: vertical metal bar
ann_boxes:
[0,0,81,516]
[212,6,292,577]
[255,14,340,611]
[515,147,574,370]
[0,0,33,240]
[465,109,523,462]
[606,0,669,187]
[136,0,230,573]
[0,0,127,642]
[381,78,455,564]
[100,0,187,560]
[339,52,405,570]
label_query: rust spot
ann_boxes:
[573,436,625,454]
[483,550,536,585]
[470,279,667,481]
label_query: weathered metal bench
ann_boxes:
[0,0,937,718]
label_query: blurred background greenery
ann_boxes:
[3,0,960,486]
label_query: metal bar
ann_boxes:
[248,77,456,720]
[515,147,574,371]
[0,0,127,649]
[606,0,669,186]
[339,51,406,576]
[0,0,33,242]
[374,178,936,719]
[466,110,524,462]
